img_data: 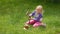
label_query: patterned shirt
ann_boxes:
[29,11,43,22]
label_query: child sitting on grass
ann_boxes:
[24,5,46,30]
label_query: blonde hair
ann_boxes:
[36,5,42,9]
[36,5,44,15]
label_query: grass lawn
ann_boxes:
[0,0,60,34]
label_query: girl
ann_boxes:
[24,5,46,30]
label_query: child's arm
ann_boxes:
[37,14,43,22]
[29,11,35,20]
[40,18,43,22]
[29,11,35,17]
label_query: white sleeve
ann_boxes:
[40,18,43,21]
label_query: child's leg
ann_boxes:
[24,19,35,30]
[25,19,35,25]
[33,22,41,28]
[33,22,46,28]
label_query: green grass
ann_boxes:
[0,0,60,34]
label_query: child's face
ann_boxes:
[36,7,42,13]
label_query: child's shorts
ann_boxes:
[26,19,42,27]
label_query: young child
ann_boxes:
[24,5,46,30]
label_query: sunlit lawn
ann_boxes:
[0,0,60,34]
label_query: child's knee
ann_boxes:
[33,22,40,28]
[26,20,34,23]
[33,24,39,28]
[33,25,36,28]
